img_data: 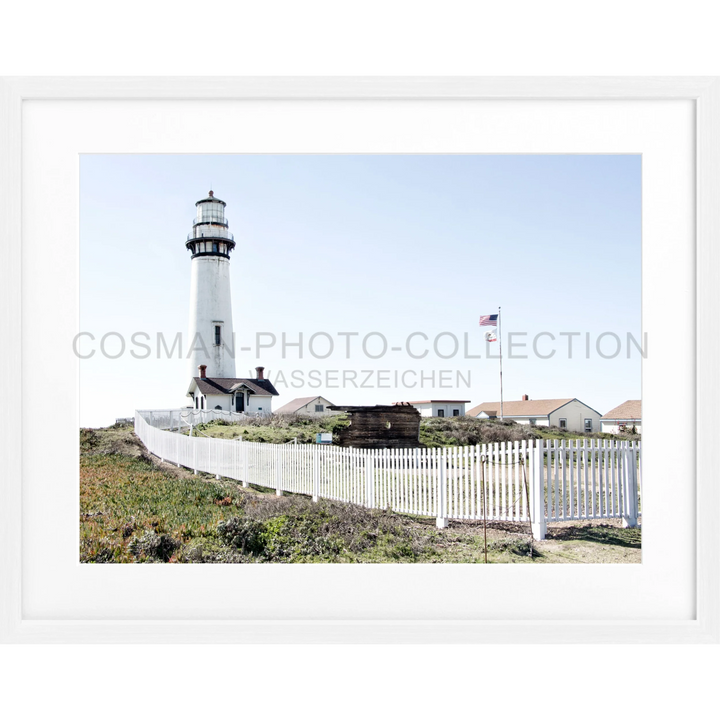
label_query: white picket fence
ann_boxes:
[134,409,641,539]
[139,408,253,430]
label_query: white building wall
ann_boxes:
[205,394,232,412]
[187,256,236,379]
[412,403,433,417]
[191,391,273,414]
[601,419,642,434]
[411,402,466,417]
[247,395,272,414]
[548,401,602,433]
[512,417,550,427]
[190,391,232,412]
[295,397,336,415]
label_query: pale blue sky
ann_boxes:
[80,154,641,427]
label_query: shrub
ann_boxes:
[128,531,180,562]
[79,428,99,452]
[217,517,266,554]
[420,416,537,447]
[181,543,249,564]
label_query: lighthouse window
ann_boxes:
[213,242,218,253]
[215,326,221,345]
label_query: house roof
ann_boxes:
[189,377,279,397]
[274,396,332,414]
[467,398,576,418]
[602,400,641,420]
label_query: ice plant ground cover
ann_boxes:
[80,424,641,564]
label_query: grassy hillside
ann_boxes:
[182,413,349,444]
[185,413,636,447]
[79,424,641,564]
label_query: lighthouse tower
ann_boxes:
[186,191,237,379]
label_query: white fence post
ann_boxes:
[436,447,448,529]
[215,439,221,480]
[241,440,249,488]
[622,441,639,528]
[276,445,283,496]
[312,445,320,502]
[365,450,374,509]
[530,439,547,540]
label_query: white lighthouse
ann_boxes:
[185,191,279,414]
[186,190,236,379]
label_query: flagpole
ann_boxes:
[498,306,504,420]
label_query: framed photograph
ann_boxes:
[0,73,720,646]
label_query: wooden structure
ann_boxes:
[327,403,421,448]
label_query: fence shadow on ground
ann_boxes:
[547,524,641,549]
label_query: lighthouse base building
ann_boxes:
[187,365,279,414]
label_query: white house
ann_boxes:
[601,400,641,434]
[400,400,470,418]
[467,395,602,433]
[274,396,338,416]
[187,365,279,415]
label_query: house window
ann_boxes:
[214,405,222,410]
[215,326,221,345]
[453,409,460,417]
[195,396,199,409]
[437,409,445,417]
[559,418,567,429]
[315,405,324,413]
[584,418,593,432]
[201,396,205,409]
[529,418,537,426]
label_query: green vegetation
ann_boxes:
[183,413,350,444]
[80,424,641,564]
[186,414,634,447]
[80,453,246,563]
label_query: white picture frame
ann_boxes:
[1,77,718,643]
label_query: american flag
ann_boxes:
[479,314,498,327]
